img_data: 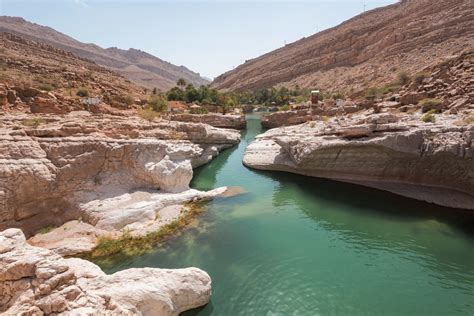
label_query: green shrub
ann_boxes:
[398,72,411,85]
[76,87,90,97]
[148,95,168,112]
[419,98,443,113]
[421,110,436,123]
[280,104,290,111]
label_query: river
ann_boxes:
[104,114,474,315]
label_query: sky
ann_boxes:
[0,0,397,79]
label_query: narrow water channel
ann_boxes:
[104,114,474,315]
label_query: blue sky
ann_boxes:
[1,0,397,79]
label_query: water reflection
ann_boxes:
[101,114,474,315]
[265,170,474,289]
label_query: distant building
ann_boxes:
[311,90,320,105]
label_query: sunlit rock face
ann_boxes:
[0,228,212,315]
[0,113,240,236]
[244,113,474,210]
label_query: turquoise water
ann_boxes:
[105,115,474,315]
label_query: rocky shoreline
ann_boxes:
[244,112,474,210]
[0,228,212,315]
[0,112,240,251]
[0,111,243,314]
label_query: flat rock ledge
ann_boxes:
[170,114,246,130]
[0,228,211,315]
[0,112,241,254]
[243,113,474,210]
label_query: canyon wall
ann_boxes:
[212,0,474,92]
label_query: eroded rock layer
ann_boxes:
[213,0,474,92]
[0,228,211,315]
[244,113,474,209]
[170,114,246,129]
[0,112,240,237]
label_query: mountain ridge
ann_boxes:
[212,0,474,93]
[0,16,209,91]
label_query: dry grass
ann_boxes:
[22,117,45,128]
[421,109,436,123]
[454,113,474,126]
[38,224,55,234]
[138,108,161,122]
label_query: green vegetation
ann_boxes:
[280,104,290,111]
[421,109,436,123]
[148,95,168,112]
[38,224,55,234]
[76,87,90,97]
[22,117,45,128]
[166,79,312,109]
[87,201,207,260]
[398,71,411,85]
[419,98,443,113]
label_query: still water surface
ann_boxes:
[104,115,474,315]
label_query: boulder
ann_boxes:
[0,228,212,315]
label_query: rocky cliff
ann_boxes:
[212,0,474,92]
[0,228,212,315]
[170,113,247,129]
[244,113,474,210]
[0,112,240,254]
[0,17,209,90]
[259,51,474,128]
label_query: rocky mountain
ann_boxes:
[0,16,209,90]
[243,51,474,210]
[212,0,474,93]
[0,32,147,114]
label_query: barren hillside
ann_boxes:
[0,32,147,114]
[212,0,474,93]
[0,16,209,91]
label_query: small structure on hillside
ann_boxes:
[311,90,320,105]
[189,104,202,114]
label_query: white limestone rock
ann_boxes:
[0,228,212,315]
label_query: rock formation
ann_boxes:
[212,0,473,92]
[0,112,240,254]
[259,51,474,128]
[244,112,474,210]
[170,113,247,129]
[0,228,212,315]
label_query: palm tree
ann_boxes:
[177,78,186,90]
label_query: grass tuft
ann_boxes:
[86,201,207,260]
[22,117,45,128]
